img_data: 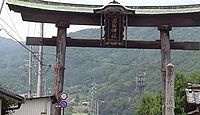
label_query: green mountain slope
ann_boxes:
[1,27,200,114]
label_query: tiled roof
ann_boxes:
[0,87,24,103]
[7,0,200,14]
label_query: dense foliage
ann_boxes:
[136,92,161,115]
[0,85,15,115]
[136,72,200,115]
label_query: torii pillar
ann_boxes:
[53,21,69,115]
[158,25,172,115]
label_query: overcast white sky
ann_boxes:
[0,0,200,41]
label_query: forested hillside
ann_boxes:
[1,27,200,114]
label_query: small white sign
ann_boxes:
[60,92,68,100]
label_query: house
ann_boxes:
[0,87,24,115]
[12,96,54,115]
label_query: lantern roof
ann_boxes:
[186,83,200,91]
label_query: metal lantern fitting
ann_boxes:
[185,83,200,104]
[94,0,133,47]
[185,83,200,114]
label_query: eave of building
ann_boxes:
[7,0,200,14]
[0,87,24,103]
[26,95,54,100]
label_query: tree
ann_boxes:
[174,72,188,115]
[175,72,200,115]
[136,72,200,115]
[2,99,15,115]
[136,92,161,115]
[0,85,15,115]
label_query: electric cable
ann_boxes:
[0,18,49,64]
[5,6,23,41]
[0,25,44,64]
[0,20,50,65]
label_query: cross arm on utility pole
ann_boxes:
[26,37,200,50]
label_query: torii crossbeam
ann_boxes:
[26,37,200,50]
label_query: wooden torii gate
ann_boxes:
[7,0,200,115]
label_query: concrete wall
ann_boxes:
[11,97,52,115]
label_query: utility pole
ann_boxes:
[91,80,97,115]
[36,23,44,97]
[158,25,172,115]
[28,45,32,98]
[136,73,146,97]
[96,101,99,115]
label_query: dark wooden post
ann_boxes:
[158,25,172,115]
[52,21,69,115]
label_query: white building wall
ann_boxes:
[12,97,52,115]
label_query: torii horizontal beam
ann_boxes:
[7,3,200,27]
[26,37,200,50]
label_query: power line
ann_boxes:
[0,0,5,14]
[5,6,23,41]
[0,21,51,66]
[43,64,52,77]
[0,18,49,64]
[0,25,44,64]
[0,18,23,41]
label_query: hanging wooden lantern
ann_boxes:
[94,0,133,46]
